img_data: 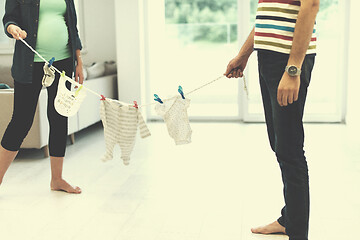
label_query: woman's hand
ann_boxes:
[75,63,84,85]
[75,49,84,84]
[7,24,27,40]
[75,50,84,84]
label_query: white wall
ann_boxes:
[346,0,360,127]
[114,0,146,105]
[80,0,116,65]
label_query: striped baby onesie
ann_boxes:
[254,0,316,55]
[100,99,151,165]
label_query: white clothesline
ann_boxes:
[19,37,102,99]
[19,37,248,108]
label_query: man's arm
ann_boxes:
[288,0,320,68]
[224,27,255,78]
[277,0,320,107]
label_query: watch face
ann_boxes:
[288,66,298,75]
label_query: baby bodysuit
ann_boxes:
[155,96,192,145]
[100,99,151,165]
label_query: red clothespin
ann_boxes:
[133,101,138,109]
[100,95,106,101]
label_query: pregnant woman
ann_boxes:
[0,0,84,193]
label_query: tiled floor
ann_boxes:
[0,122,359,240]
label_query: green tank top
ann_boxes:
[34,0,71,62]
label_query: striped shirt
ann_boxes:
[254,0,317,55]
[100,99,151,165]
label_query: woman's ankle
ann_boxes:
[0,145,18,183]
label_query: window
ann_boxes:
[145,0,242,120]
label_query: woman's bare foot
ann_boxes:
[50,178,81,194]
[0,145,18,186]
[251,221,286,235]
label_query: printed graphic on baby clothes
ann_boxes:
[54,74,87,117]
[100,99,151,165]
[155,96,192,145]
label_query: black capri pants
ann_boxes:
[1,58,73,157]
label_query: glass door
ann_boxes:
[145,0,243,120]
[244,0,349,122]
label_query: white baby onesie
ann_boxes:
[100,99,151,165]
[155,96,192,145]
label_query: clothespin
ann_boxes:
[133,101,138,109]
[61,71,66,77]
[178,85,185,99]
[154,94,163,104]
[100,95,106,101]
[48,57,55,67]
[74,85,83,97]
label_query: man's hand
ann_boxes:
[7,24,27,40]
[224,55,249,78]
[277,72,300,107]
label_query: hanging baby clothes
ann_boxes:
[155,96,192,145]
[42,63,55,87]
[54,73,87,117]
[100,99,151,165]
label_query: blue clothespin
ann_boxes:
[178,85,185,99]
[154,94,163,104]
[48,57,55,67]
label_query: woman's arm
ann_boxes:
[70,0,82,51]
[2,0,22,38]
[69,0,84,83]
[75,49,84,84]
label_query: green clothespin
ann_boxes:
[74,85,83,97]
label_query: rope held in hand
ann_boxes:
[19,37,248,107]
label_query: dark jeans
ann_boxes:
[257,50,315,240]
[1,58,73,157]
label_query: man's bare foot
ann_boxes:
[251,221,286,235]
[50,178,81,194]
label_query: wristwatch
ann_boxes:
[285,65,301,77]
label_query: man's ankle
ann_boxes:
[51,177,63,182]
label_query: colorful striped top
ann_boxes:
[254,0,317,55]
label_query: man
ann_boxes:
[225,0,319,239]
